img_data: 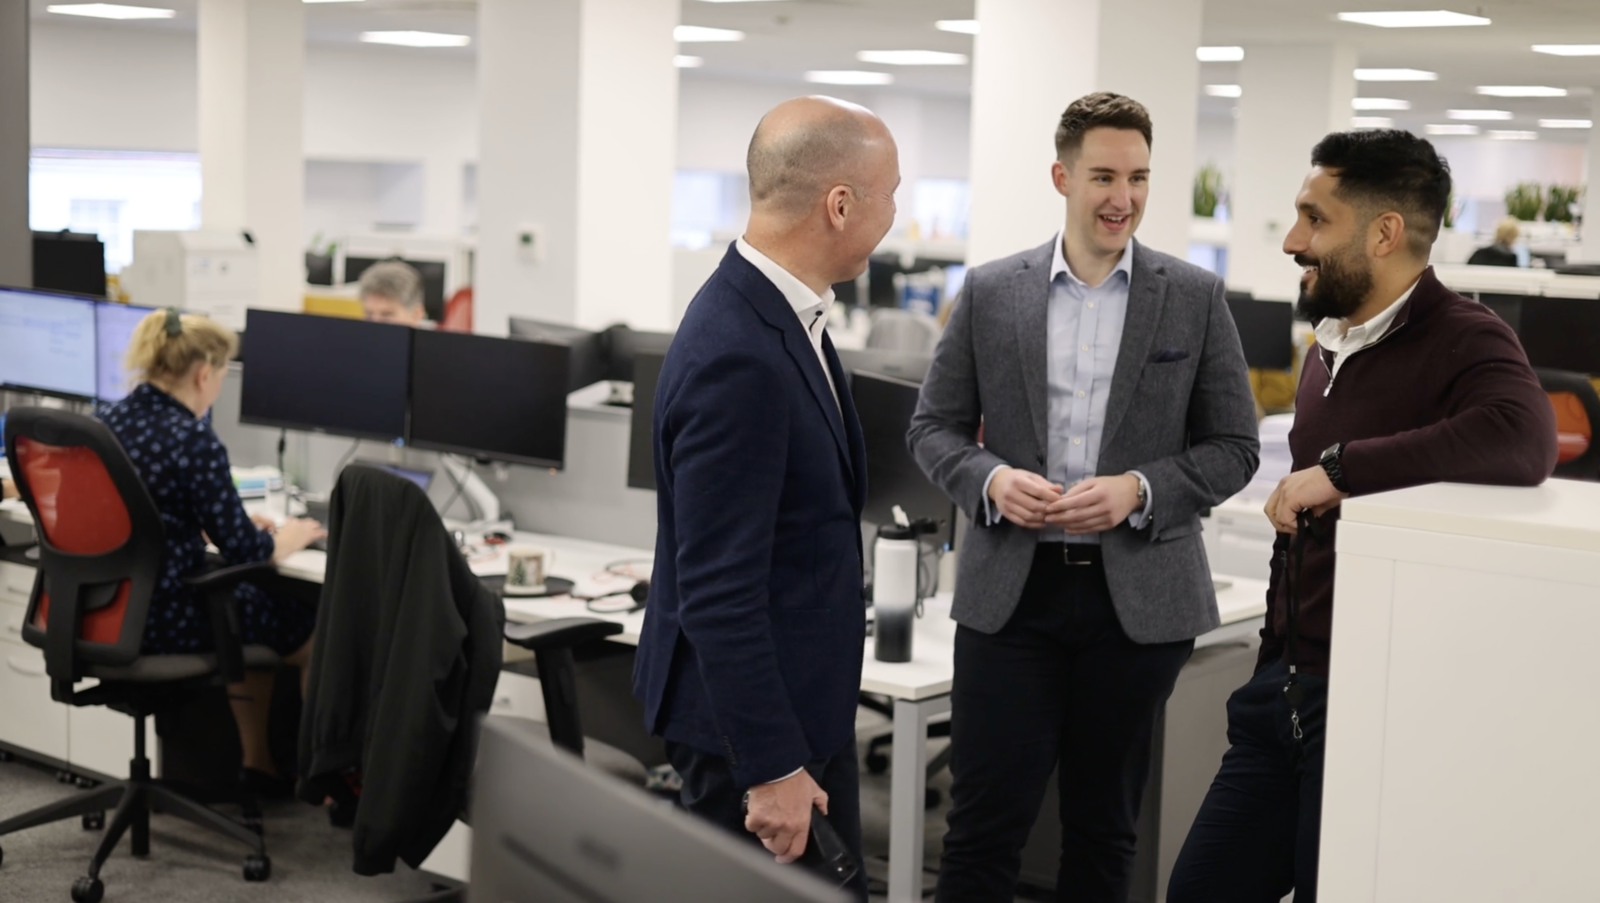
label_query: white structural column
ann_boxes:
[0,0,28,286]
[967,0,1204,268]
[1576,95,1600,263]
[198,0,306,312]
[1229,44,1356,300]
[476,0,679,334]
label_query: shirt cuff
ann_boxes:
[1126,470,1153,530]
[761,766,806,785]
[980,465,1008,526]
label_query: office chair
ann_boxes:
[440,286,473,333]
[866,307,942,354]
[0,408,276,903]
[306,465,636,903]
[1536,368,1600,481]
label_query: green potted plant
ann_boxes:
[1505,182,1544,222]
[1545,185,1581,223]
[1193,163,1223,218]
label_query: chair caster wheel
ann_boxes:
[71,876,104,903]
[0,749,14,762]
[243,854,271,882]
[243,813,264,836]
[56,770,73,784]
[75,776,95,789]
[82,812,104,831]
[0,841,6,868]
[864,751,889,775]
[328,798,357,828]
[924,788,941,809]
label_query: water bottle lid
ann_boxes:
[876,518,938,541]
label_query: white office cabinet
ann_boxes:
[121,230,258,330]
[1205,497,1277,583]
[68,686,158,780]
[487,668,546,724]
[1321,481,1600,902]
[0,635,68,762]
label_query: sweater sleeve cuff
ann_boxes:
[979,465,1007,526]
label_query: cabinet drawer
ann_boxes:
[488,670,547,723]
[69,696,156,780]
[0,559,36,603]
[0,638,68,761]
[1,604,27,645]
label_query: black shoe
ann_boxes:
[240,768,295,801]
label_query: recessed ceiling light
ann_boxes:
[1336,9,1490,28]
[1351,116,1395,128]
[1448,109,1513,120]
[935,19,979,35]
[1540,119,1593,129]
[46,3,174,18]
[1352,97,1411,110]
[856,50,968,66]
[674,25,744,42]
[673,55,704,68]
[1532,45,1600,56]
[1204,84,1242,98]
[359,31,471,47]
[1355,68,1438,81]
[1477,85,1567,97]
[804,70,894,86]
[1425,123,1480,135]
[1489,130,1538,140]
[1197,46,1244,62]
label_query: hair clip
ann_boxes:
[164,307,183,337]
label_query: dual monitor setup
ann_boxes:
[0,286,156,403]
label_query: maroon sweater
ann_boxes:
[1260,267,1558,676]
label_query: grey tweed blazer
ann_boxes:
[908,238,1259,642]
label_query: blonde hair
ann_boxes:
[1493,217,1520,246]
[124,309,238,386]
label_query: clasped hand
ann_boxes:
[988,467,1141,534]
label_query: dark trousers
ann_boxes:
[1167,658,1328,903]
[665,737,869,901]
[935,544,1193,903]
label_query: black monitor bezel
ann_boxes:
[0,283,102,402]
[406,329,571,470]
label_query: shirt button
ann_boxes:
[1081,344,1089,351]
[1087,302,1095,309]
[1077,390,1086,398]
[1073,437,1082,445]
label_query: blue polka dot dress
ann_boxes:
[98,383,316,656]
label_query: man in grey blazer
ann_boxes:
[908,93,1259,901]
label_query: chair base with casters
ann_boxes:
[860,692,950,809]
[0,562,281,902]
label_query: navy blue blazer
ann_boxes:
[633,243,868,788]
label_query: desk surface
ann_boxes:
[2,491,1268,701]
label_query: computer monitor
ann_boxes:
[238,309,412,442]
[344,255,447,322]
[304,251,335,286]
[470,717,848,903]
[1477,292,1525,335]
[834,347,932,386]
[867,255,901,308]
[33,231,107,298]
[95,302,158,403]
[626,351,666,491]
[1225,293,1295,371]
[409,329,570,469]
[1517,295,1600,374]
[508,316,607,392]
[0,287,97,399]
[851,370,955,547]
[604,325,674,383]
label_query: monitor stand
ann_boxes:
[438,454,502,525]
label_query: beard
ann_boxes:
[1294,235,1373,323]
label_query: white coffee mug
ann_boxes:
[504,545,554,595]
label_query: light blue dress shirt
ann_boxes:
[983,234,1152,543]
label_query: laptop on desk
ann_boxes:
[300,461,435,552]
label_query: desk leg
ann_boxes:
[887,694,952,903]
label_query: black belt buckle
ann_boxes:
[1061,544,1095,567]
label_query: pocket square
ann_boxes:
[1151,347,1190,363]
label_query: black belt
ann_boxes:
[1037,542,1102,567]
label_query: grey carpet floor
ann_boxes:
[0,708,978,902]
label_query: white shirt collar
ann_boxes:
[735,237,836,330]
[1314,276,1420,354]
[1050,233,1134,289]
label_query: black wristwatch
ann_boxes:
[1319,443,1350,493]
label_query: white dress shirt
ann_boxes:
[1312,277,1420,392]
[735,237,841,414]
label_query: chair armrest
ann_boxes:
[503,617,623,652]
[182,560,278,683]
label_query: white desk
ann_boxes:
[1,495,1267,902]
[1322,481,1600,902]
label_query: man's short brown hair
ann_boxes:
[1055,92,1153,164]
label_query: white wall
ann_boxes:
[31,21,197,151]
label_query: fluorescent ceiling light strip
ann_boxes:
[1425,123,1480,135]
[304,0,364,4]
[1197,46,1244,62]
[1539,119,1592,129]
[1476,85,1567,97]
[1352,97,1410,110]
[46,3,175,18]
[673,55,703,68]
[1351,117,1394,128]
[359,31,471,47]
[804,70,893,86]
[856,50,968,66]
[1532,45,1600,56]
[1336,10,1490,28]
[1448,109,1512,120]
[674,25,744,42]
[1204,84,1242,98]
[1355,68,1438,81]
[935,19,980,35]
[1489,130,1538,140]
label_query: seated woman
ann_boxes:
[1467,217,1521,267]
[98,308,324,795]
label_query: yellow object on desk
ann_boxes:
[303,293,364,319]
